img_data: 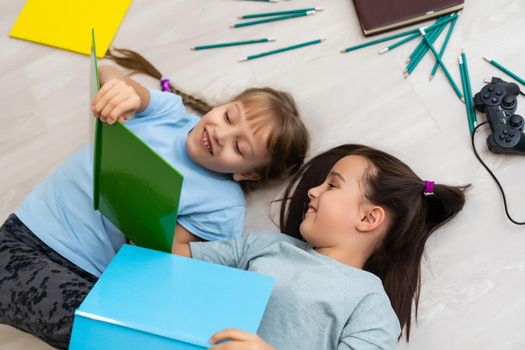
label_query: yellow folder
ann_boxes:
[9,0,132,57]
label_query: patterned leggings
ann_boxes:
[0,214,97,349]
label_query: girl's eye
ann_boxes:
[327,183,336,189]
[235,141,244,157]
[225,112,232,124]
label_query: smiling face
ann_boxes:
[186,101,275,180]
[299,155,374,248]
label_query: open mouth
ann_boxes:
[201,128,213,155]
[306,204,316,214]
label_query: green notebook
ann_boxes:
[90,29,183,253]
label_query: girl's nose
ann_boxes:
[307,184,322,199]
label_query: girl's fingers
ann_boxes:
[92,82,121,117]
[210,328,255,344]
[106,97,140,125]
[99,93,129,124]
[91,79,118,112]
[209,342,245,350]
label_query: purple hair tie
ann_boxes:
[423,180,435,195]
[160,77,171,92]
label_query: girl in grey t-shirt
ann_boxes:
[175,144,468,349]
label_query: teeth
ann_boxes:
[202,129,212,154]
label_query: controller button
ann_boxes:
[503,129,508,134]
[499,134,506,140]
[505,137,512,143]
[509,115,524,128]
[503,96,515,107]
[509,130,517,137]
[496,90,503,96]
[500,118,506,124]
[483,93,491,99]
[488,85,495,92]
[491,97,499,103]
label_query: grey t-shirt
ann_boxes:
[190,232,400,350]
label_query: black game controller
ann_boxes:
[474,77,525,155]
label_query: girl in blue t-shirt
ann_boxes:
[0,49,309,349]
[174,144,468,349]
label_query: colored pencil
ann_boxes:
[419,28,463,100]
[378,32,420,54]
[407,14,456,63]
[239,7,323,19]
[239,39,325,61]
[231,11,315,28]
[483,56,525,86]
[462,51,477,126]
[430,16,458,80]
[192,38,276,50]
[404,22,447,75]
[459,56,475,133]
[341,13,456,54]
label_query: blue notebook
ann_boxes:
[69,244,275,349]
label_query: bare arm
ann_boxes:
[171,224,203,257]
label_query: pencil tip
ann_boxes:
[483,56,491,62]
[429,75,433,81]
[316,7,324,11]
[190,48,195,51]
[378,48,388,54]
[340,50,347,53]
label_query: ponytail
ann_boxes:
[106,48,212,114]
[278,144,469,341]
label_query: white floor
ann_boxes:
[1,0,525,349]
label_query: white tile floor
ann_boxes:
[1,0,525,349]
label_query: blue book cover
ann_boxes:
[70,244,275,349]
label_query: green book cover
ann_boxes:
[90,29,183,253]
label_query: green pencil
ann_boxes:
[407,14,456,62]
[430,16,458,80]
[483,56,525,86]
[239,39,325,61]
[239,7,323,19]
[341,13,456,54]
[459,55,475,133]
[192,38,276,50]
[232,11,315,28]
[378,32,420,54]
[462,51,477,126]
[419,28,463,100]
[404,22,447,76]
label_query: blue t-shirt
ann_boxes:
[16,90,246,277]
[191,233,401,350]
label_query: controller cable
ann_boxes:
[471,122,525,225]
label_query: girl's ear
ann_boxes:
[233,171,261,182]
[356,205,386,233]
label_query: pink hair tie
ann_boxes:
[423,180,435,195]
[160,77,171,92]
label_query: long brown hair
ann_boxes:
[106,48,310,192]
[279,144,468,341]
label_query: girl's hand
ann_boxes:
[91,78,141,124]
[209,328,276,350]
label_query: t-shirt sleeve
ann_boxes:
[135,89,185,119]
[337,293,401,350]
[190,232,281,269]
[177,205,246,241]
